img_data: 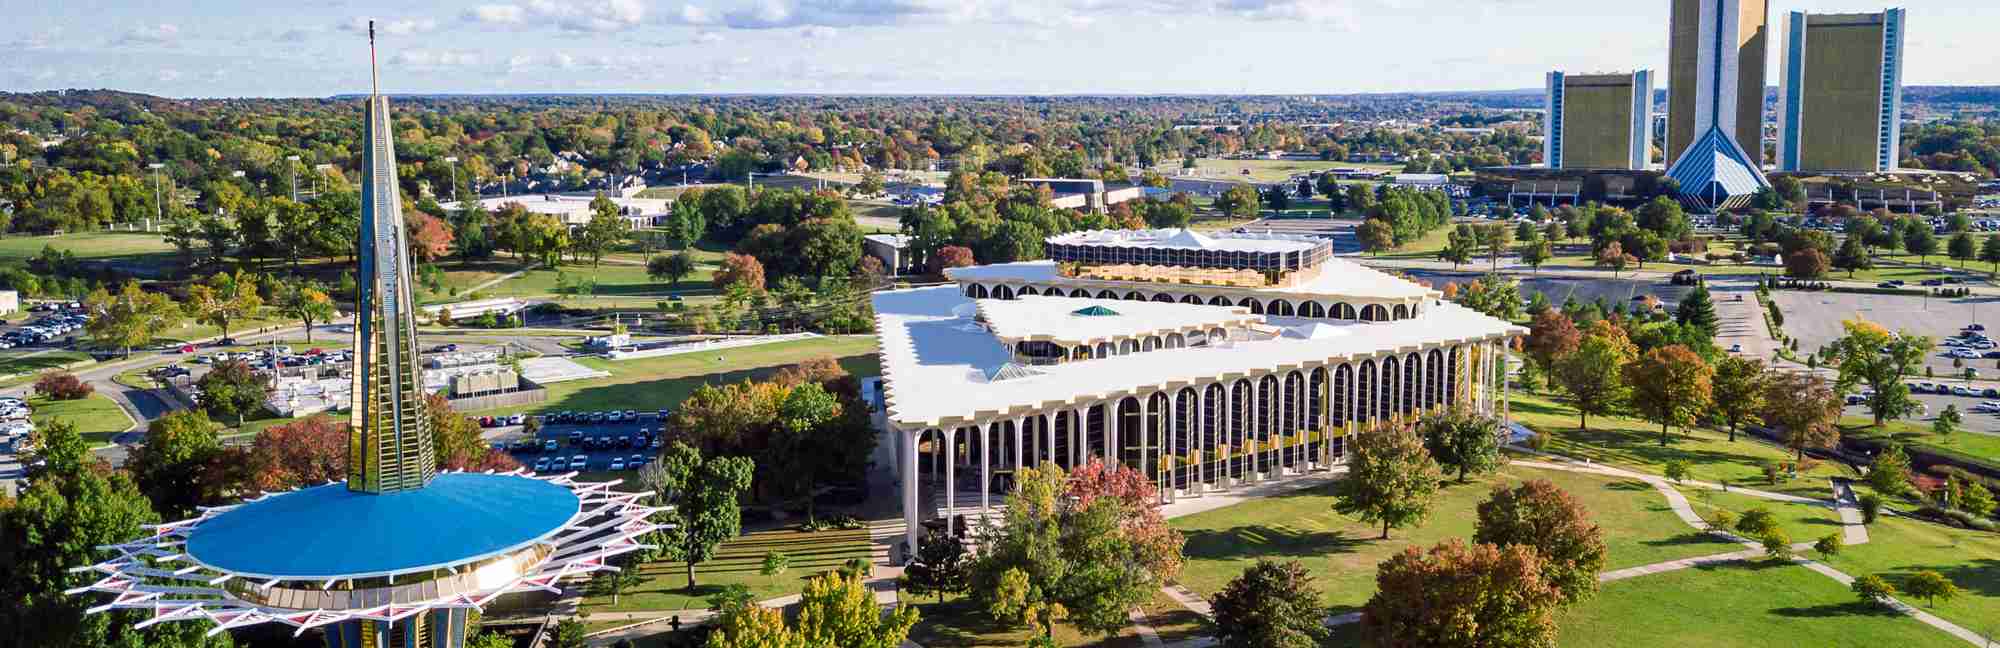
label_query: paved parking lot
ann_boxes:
[1844,387,2000,435]
[1771,291,2000,376]
[490,415,668,475]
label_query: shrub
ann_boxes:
[1857,493,1883,524]
[1663,460,1690,484]
[33,371,93,401]
[1736,507,1779,537]
[760,551,790,576]
[1705,509,1737,534]
[1813,533,1843,559]
[1851,574,1898,608]
[1761,530,1793,561]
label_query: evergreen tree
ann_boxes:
[1673,284,1718,340]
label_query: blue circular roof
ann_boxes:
[185,473,580,580]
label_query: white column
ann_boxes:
[944,428,956,522]
[1107,400,1120,467]
[1415,352,1426,415]
[1195,385,1207,488]
[1502,342,1513,426]
[901,426,919,554]
[1042,412,1054,467]
[980,422,990,513]
[1141,393,1154,492]
[1347,363,1359,435]
[1014,418,1024,473]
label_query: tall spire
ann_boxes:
[368,19,380,97]
[348,23,434,494]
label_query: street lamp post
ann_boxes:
[148,163,166,227]
[286,155,301,202]
[444,156,459,202]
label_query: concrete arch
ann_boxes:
[1142,336,1160,352]
[1096,342,1114,359]
[1208,295,1233,306]
[1151,293,1175,303]
[1180,294,1203,305]
[993,285,1016,300]
[1394,303,1410,320]
[1069,288,1091,298]
[1333,302,1356,320]
[1361,304,1388,322]
[1018,285,1039,297]
[1381,355,1400,418]
[1301,301,1327,318]
[967,283,990,299]
[1124,291,1146,301]
[1238,297,1265,314]
[1166,332,1186,348]
[1097,289,1118,299]
[1269,299,1295,317]
[1120,339,1140,355]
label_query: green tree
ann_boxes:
[1664,459,1691,483]
[650,442,755,591]
[774,382,840,524]
[1814,533,1844,559]
[1418,406,1500,482]
[1831,319,1933,426]
[1674,283,1719,340]
[1832,236,1873,277]
[900,529,970,602]
[1357,218,1395,256]
[1552,322,1637,430]
[972,461,1174,640]
[1935,404,1962,440]
[648,252,698,288]
[1961,479,1997,517]
[1439,224,1478,269]
[1905,220,1939,263]
[277,281,336,343]
[194,360,270,425]
[1473,479,1608,605]
[122,410,225,519]
[795,571,921,648]
[1208,560,1330,648]
[1851,574,1898,608]
[1710,356,1768,442]
[1215,184,1259,221]
[1903,570,1963,608]
[1624,344,1714,446]
[1949,231,1978,267]
[1760,530,1793,561]
[85,282,187,357]
[1518,234,1552,273]
[1481,223,1514,270]
[1762,371,1844,461]
[1980,234,2000,276]
[1858,492,1884,524]
[1333,425,1442,539]
[1359,540,1563,648]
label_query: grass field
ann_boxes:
[578,527,873,612]
[906,589,1203,648]
[32,393,136,445]
[1512,392,1856,498]
[1840,417,2000,466]
[1820,515,2000,638]
[1678,486,1845,543]
[471,335,880,416]
[1169,463,1740,616]
[0,350,97,380]
[1550,561,1964,648]
[0,231,178,264]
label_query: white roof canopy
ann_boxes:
[976,296,1259,346]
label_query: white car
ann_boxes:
[1,421,35,437]
[608,459,626,471]
[1955,386,1976,396]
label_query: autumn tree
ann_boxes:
[1903,570,1963,608]
[1710,356,1769,442]
[1785,247,1829,279]
[1851,574,1898,608]
[1623,344,1714,446]
[1360,540,1563,648]
[406,211,455,263]
[246,414,347,490]
[277,281,336,343]
[1418,406,1501,482]
[972,461,1174,641]
[1066,458,1184,583]
[1595,241,1631,277]
[1473,479,1608,605]
[714,252,767,292]
[1209,560,1330,648]
[1551,320,1636,430]
[650,442,754,590]
[1357,218,1395,256]
[1333,425,1443,539]
[184,270,264,343]
[794,570,921,648]
[1831,319,1933,426]
[931,245,977,274]
[1761,371,1843,461]
[1524,309,1581,392]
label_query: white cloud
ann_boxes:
[339,17,440,35]
[677,3,715,24]
[800,25,838,39]
[117,23,181,46]
[467,4,528,24]
[156,69,182,82]
[1216,0,1356,26]
[391,49,481,68]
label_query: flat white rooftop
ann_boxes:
[1047,228,1321,254]
[976,295,1260,346]
[946,259,1438,302]
[873,285,1522,428]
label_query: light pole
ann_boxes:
[443,156,459,202]
[286,155,301,202]
[148,163,166,225]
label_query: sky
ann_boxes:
[3,0,1997,97]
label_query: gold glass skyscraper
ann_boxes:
[1544,71,1655,170]
[1776,9,1907,173]
[1667,0,1767,167]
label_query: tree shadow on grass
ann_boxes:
[1770,601,1905,618]
[1181,525,1371,563]
[1640,531,1733,548]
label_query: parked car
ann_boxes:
[608,458,626,471]
[570,454,588,470]
[533,457,551,471]
[1954,386,1975,396]
[543,439,558,452]
[548,457,567,471]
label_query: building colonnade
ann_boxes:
[962,282,1422,322]
[894,337,1514,553]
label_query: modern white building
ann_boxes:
[871,228,1524,552]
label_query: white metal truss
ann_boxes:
[67,469,670,637]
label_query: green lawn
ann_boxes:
[1370,226,1460,260]
[0,231,178,263]
[1169,463,1740,615]
[1552,561,1963,648]
[0,350,97,380]
[32,393,136,445]
[1841,417,2000,467]
[469,260,720,310]
[1512,392,1856,499]
[473,335,879,417]
[1820,515,2000,638]
[1678,486,1844,544]
[577,527,873,612]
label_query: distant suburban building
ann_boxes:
[1020,178,1143,214]
[1776,8,1907,173]
[1665,0,1773,211]
[864,234,914,275]
[442,194,667,229]
[0,290,16,316]
[1543,71,1654,171]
